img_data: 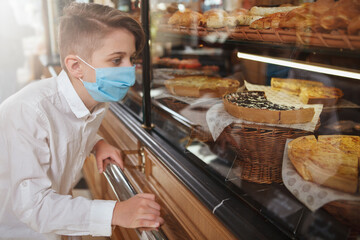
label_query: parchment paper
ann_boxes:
[153,87,222,105]
[282,139,360,211]
[206,83,323,142]
[246,81,360,109]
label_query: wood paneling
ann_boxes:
[83,110,236,240]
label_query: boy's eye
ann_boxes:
[112,58,122,65]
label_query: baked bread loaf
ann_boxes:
[223,91,315,124]
[288,135,360,193]
[249,6,300,16]
[226,15,262,27]
[226,8,261,27]
[250,12,287,29]
[271,78,324,95]
[164,76,240,98]
[299,86,343,106]
[348,15,360,35]
[320,0,360,31]
[279,0,335,31]
[203,9,228,28]
[229,8,249,16]
[168,9,205,27]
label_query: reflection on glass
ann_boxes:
[119,0,360,238]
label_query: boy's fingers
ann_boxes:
[111,151,124,170]
[137,217,164,230]
[138,207,160,216]
[136,219,160,229]
[137,193,155,200]
[147,201,161,211]
[139,214,162,222]
[102,158,113,173]
[96,157,103,173]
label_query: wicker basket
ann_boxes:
[223,123,314,184]
[323,200,360,231]
[157,97,213,142]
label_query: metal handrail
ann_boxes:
[103,163,168,240]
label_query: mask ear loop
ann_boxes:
[76,55,95,70]
[76,55,95,84]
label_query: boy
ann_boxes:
[0,3,163,239]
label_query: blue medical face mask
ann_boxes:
[77,56,135,102]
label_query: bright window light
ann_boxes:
[157,3,166,11]
[236,52,360,80]
[178,4,185,12]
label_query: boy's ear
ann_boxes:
[64,55,83,79]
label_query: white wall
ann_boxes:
[0,0,43,103]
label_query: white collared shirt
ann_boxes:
[0,70,116,239]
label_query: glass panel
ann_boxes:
[148,0,360,239]
[116,0,143,120]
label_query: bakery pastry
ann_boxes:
[203,9,229,28]
[279,4,318,30]
[223,91,315,124]
[299,86,343,106]
[226,15,262,27]
[229,8,249,17]
[168,9,205,27]
[279,0,335,31]
[226,8,260,27]
[320,0,360,31]
[250,12,287,29]
[288,135,360,193]
[271,78,324,95]
[271,78,343,106]
[164,76,240,98]
[348,15,360,35]
[249,6,300,16]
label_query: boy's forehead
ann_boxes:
[94,28,136,57]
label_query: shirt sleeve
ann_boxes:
[92,134,104,150]
[6,103,116,237]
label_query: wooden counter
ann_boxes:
[83,110,237,240]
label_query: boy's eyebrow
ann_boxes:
[108,51,136,56]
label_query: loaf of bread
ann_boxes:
[348,15,360,35]
[226,15,263,27]
[228,8,249,17]
[203,9,228,28]
[249,6,300,16]
[223,91,315,124]
[279,0,335,31]
[168,9,205,27]
[288,135,360,193]
[320,0,360,31]
[250,12,286,29]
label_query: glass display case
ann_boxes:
[112,0,360,239]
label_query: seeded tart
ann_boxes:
[164,76,240,98]
[223,91,315,124]
[288,135,360,193]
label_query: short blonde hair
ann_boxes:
[58,3,145,70]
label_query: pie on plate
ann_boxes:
[164,76,240,98]
[299,86,344,106]
[223,91,315,124]
[288,135,360,193]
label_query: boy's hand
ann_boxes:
[112,193,164,229]
[93,140,123,173]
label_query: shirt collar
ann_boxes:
[57,70,91,119]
